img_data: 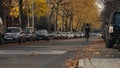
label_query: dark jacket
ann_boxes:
[84,24,90,33]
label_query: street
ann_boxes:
[0,36,119,68]
[1,0,120,68]
[0,36,91,68]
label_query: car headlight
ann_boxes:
[109,25,113,33]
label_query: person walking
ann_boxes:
[84,23,91,41]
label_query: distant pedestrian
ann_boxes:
[84,23,91,41]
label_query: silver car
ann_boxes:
[4,27,26,43]
[35,30,49,40]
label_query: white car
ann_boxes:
[66,32,71,38]
[60,32,67,39]
[53,31,61,39]
[4,27,26,43]
[74,32,80,38]
[70,32,75,38]
[80,32,85,37]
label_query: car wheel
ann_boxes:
[23,38,26,43]
[18,37,23,44]
[106,39,113,48]
[33,37,37,41]
[29,37,33,42]
[45,36,48,40]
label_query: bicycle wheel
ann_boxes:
[85,33,89,41]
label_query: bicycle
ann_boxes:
[85,32,89,41]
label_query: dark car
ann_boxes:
[105,12,120,50]
[24,28,36,42]
[35,30,49,40]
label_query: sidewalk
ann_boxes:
[78,58,120,68]
[64,38,120,68]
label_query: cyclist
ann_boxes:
[84,23,91,41]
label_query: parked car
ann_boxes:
[24,28,36,42]
[53,31,61,39]
[60,32,67,39]
[48,32,54,39]
[0,17,4,45]
[66,32,72,39]
[35,30,49,40]
[70,32,75,38]
[105,12,120,50]
[80,32,85,37]
[74,32,80,38]
[4,27,26,43]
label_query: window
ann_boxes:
[113,13,120,25]
[6,28,20,33]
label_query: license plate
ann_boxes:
[7,38,13,40]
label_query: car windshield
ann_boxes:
[6,28,20,33]
[24,29,30,34]
[36,30,47,34]
[113,13,120,25]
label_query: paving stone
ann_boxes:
[78,58,120,68]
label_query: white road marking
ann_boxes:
[10,46,83,48]
[0,50,67,55]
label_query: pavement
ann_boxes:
[0,38,89,68]
[78,58,120,68]
[77,38,120,68]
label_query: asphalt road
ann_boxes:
[0,36,98,68]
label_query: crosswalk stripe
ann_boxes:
[0,50,67,55]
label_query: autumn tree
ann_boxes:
[18,0,24,28]
[0,0,12,27]
[47,0,101,32]
[72,0,101,31]
[47,0,74,32]
[66,0,100,31]
[47,0,64,31]
[100,0,120,24]
[2,0,47,29]
[23,0,48,30]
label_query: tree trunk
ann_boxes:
[62,11,65,32]
[18,0,24,29]
[48,7,54,33]
[69,16,73,32]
